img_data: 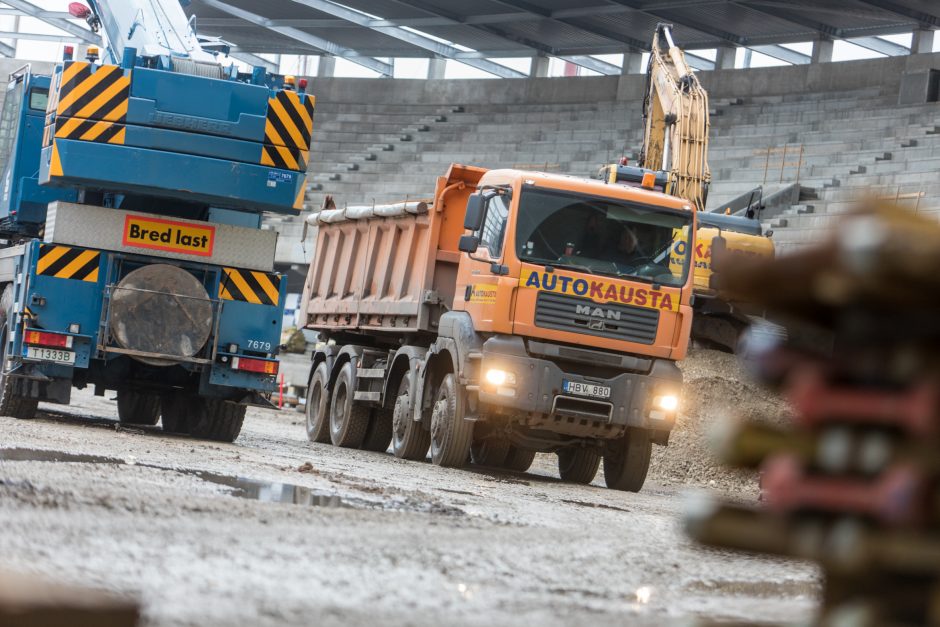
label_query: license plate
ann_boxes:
[562,380,611,399]
[26,347,76,365]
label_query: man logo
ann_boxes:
[588,319,606,331]
[575,304,622,321]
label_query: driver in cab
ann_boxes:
[610,225,648,270]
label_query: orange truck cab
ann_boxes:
[300,163,696,492]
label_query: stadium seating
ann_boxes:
[271,65,940,262]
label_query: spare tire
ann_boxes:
[110,264,213,366]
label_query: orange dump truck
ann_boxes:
[299,163,696,491]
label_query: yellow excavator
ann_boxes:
[599,23,774,352]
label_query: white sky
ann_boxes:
[9,0,940,78]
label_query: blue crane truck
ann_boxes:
[0,0,315,441]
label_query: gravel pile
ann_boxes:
[648,348,793,497]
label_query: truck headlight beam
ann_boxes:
[484,368,516,386]
[653,394,679,412]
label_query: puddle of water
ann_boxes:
[0,448,347,508]
[192,470,347,508]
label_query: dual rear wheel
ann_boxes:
[307,363,473,467]
[118,393,245,443]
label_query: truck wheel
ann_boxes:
[160,395,195,434]
[362,408,393,452]
[429,373,472,468]
[188,399,246,443]
[470,437,510,467]
[603,428,652,492]
[503,446,537,473]
[0,320,38,420]
[305,363,331,443]
[330,362,369,448]
[117,390,160,426]
[391,373,430,460]
[557,448,600,484]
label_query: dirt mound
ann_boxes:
[648,349,792,496]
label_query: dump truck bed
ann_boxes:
[301,164,483,336]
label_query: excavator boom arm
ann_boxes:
[640,24,711,211]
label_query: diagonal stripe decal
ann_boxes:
[56,63,130,124]
[37,245,101,282]
[220,268,281,307]
[260,144,307,172]
[55,115,126,146]
[263,89,315,153]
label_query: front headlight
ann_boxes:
[484,368,516,386]
[653,394,679,412]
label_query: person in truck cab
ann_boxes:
[610,225,648,269]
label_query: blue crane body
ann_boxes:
[0,0,315,441]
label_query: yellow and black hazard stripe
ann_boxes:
[220,268,281,307]
[53,115,126,145]
[260,143,308,172]
[56,62,130,123]
[264,90,314,152]
[36,245,100,283]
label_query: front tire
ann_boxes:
[391,373,430,461]
[429,373,472,468]
[557,448,600,484]
[603,428,652,492]
[305,362,331,443]
[330,362,370,448]
[117,390,160,426]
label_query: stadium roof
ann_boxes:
[187,0,939,76]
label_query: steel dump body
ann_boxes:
[301,164,482,336]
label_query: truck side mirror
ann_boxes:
[464,194,486,231]
[458,234,481,253]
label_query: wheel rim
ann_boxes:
[306,378,322,433]
[331,378,348,438]
[430,386,450,454]
[391,376,410,449]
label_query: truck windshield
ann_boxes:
[514,188,692,287]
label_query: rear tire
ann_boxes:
[391,373,430,461]
[503,446,536,473]
[189,399,246,443]
[330,362,370,448]
[362,408,394,452]
[470,437,510,467]
[0,317,37,420]
[160,395,195,434]
[117,390,160,426]
[305,362,331,443]
[603,428,652,492]
[557,448,600,484]
[429,373,472,468]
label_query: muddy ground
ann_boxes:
[0,350,816,626]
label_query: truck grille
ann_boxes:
[534,292,660,344]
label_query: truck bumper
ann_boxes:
[475,335,682,438]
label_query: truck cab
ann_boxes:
[454,169,692,488]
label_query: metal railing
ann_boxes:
[757,144,805,185]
